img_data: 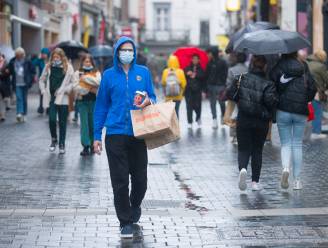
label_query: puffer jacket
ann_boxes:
[270,57,316,116]
[226,69,278,121]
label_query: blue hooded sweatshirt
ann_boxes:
[94,36,156,141]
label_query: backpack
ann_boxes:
[165,69,181,97]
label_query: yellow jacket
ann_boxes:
[161,55,187,101]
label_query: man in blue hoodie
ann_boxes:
[93,36,156,238]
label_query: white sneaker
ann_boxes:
[281,168,289,189]
[252,182,262,191]
[197,119,202,128]
[311,133,327,139]
[187,123,193,129]
[293,179,303,190]
[238,168,247,191]
[231,137,238,145]
[212,119,218,129]
[16,114,22,122]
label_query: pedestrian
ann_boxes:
[227,55,278,191]
[35,48,50,114]
[73,54,100,156]
[270,52,316,190]
[306,50,328,139]
[93,36,156,238]
[205,46,228,129]
[39,48,75,154]
[184,54,205,129]
[0,54,11,121]
[161,55,187,118]
[7,47,36,122]
[224,52,248,144]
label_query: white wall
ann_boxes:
[281,0,296,31]
[145,0,227,46]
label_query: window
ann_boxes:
[154,3,171,31]
[200,20,210,47]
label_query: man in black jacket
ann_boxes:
[185,54,205,129]
[8,47,36,122]
[205,46,228,129]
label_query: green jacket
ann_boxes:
[307,55,328,95]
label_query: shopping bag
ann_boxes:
[307,102,315,121]
[131,102,180,149]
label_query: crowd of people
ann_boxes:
[1,35,328,238]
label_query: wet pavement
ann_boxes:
[1,94,328,247]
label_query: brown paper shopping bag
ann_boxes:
[131,102,180,149]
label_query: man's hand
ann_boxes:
[135,93,151,109]
[93,140,102,155]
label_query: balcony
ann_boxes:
[142,29,190,45]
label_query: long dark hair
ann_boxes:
[79,54,97,73]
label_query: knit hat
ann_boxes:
[41,47,50,56]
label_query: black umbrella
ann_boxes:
[88,45,113,58]
[225,22,279,53]
[57,40,88,59]
[233,30,311,55]
[0,44,15,60]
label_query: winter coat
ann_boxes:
[205,57,228,87]
[184,63,205,93]
[93,36,157,141]
[39,63,75,108]
[161,55,187,101]
[0,63,11,97]
[226,69,278,121]
[306,55,328,102]
[73,70,101,100]
[270,57,316,116]
[226,63,248,88]
[8,58,36,88]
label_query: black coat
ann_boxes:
[270,58,316,116]
[185,64,205,93]
[205,57,228,87]
[0,64,11,97]
[8,58,36,88]
[227,70,278,122]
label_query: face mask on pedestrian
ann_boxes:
[82,65,94,71]
[119,49,134,65]
[52,59,62,67]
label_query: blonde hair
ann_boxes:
[15,47,25,56]
[314,50,327,63]
[50,48,69,73]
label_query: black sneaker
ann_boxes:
[132,206,141,223]
[59,144,65,154]
[37,106,44,114]
[49,140,58,152]
[120,224,133,239]
[80,146,90,156]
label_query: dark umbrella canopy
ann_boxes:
[233,30,311,55]
[0,44,15,60]
[226,22,279,53]
[57,40,88,59]
[88,45,113,58]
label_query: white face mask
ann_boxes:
[119,50,134,65]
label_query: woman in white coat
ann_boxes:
[39,48,75,154]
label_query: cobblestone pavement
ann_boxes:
[0,94,328,247]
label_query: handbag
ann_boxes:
[307,102,315,121]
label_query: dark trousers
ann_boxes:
[185,90,202,124]
[105,135,148,227]
[49,99,68,145]
[208,85,225,120]
[237,122,269,182]
[173,100,181,119]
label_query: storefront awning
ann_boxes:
[10,15,42,29]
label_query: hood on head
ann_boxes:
[113,36,137,70]
[167,55,180,69]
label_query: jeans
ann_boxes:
[105,135,148,227]
[277,110,307,179]
[237,122,269,182]
[16,86,28,115]
[185,89,202,124]
[78,100,95,147]
[208,85,225,120]
[49,99,68,145]
[312,100,322,134]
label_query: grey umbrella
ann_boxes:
[89,45,113,58]
[233,30,311,55]
[225,21,279,53]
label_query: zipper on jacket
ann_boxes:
[125,71,129,131]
